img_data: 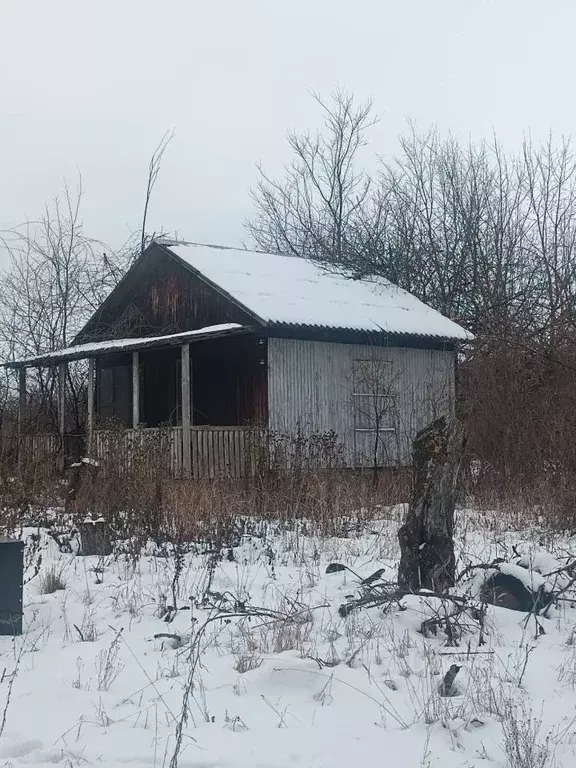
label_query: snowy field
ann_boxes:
[2,509,576,768]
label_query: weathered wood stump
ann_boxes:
[78,519,112,556]
[66,457,100,511]
[398,417,466,593]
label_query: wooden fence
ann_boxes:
[94,426,264,478]
[14,426,265,479]
[8,426,353,479]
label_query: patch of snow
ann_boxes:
[468,567,497,598]
[2,518,576,768]
[7,323,243,367]
[517,550,563,576]
[81,457,100,467]
[468,561,554,598]
[497,561,553,592]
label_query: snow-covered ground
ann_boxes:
[2,510,576,768]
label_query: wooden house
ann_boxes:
[7,241,470,477]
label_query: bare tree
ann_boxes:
[140,130,175,257]
[521,136,576,346]
[0,129,176,450]
[248,89,385,273]
[377,129,538,336]
[248,96,576,340]
[248,98,576,504]
[0,180,127,438]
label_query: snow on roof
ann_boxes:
[5,323,246,368]
[166,242,471,341]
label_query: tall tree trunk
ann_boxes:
[398,417,466,592]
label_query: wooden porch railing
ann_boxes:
[12,426,350,478]
[93,426,265,479]
[11,426,265,479]
[14,426,265,478]
[20,432,61,458]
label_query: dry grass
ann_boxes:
[500,699,555,768]
[461,336,576,531]
[54,430,412,545]
[39,565,66,594]
[0,426,412,542]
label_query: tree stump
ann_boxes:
[398,417,466,593]
[65,457,100,511]
[78,519,112,556]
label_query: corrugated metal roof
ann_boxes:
[166,242,471,341]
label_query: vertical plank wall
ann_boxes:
[267,338,455,467]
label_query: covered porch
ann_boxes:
[10,324,268,478]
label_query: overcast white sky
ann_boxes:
[1,0,575,261]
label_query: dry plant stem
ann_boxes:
[170,602,328,768]
[0,639,26,739]
[338,584,470,618]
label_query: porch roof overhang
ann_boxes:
[4,323,254,369]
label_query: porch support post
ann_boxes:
[17,367,26,467]
[181,343,192,477]
[132,351,140,429]
[87,358,95,454]
[58,361,67,470]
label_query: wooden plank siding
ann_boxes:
[76,244,257,343]
[267,338,455,467]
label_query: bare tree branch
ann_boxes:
[140,129,175,257]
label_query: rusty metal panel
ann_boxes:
[267,338,455,468]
